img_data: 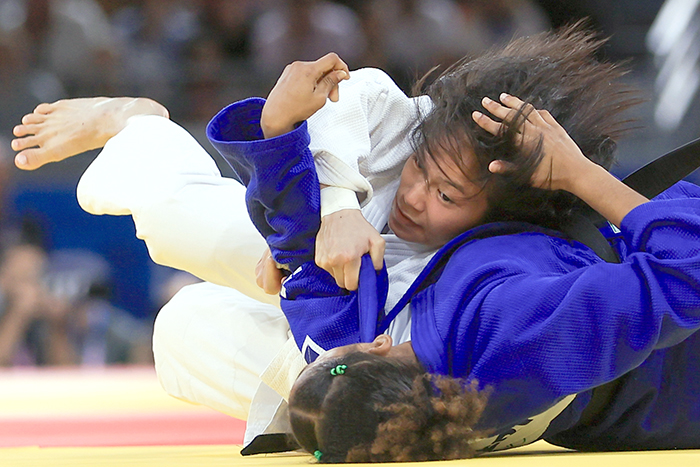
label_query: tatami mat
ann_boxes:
[2,366,700,466]
[0,366,245,449]
[5,441,700,467]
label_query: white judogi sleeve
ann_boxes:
[308,68,432,209]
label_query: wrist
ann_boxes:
[320,186,361,218]
[260,109,296,139]
[560,159,606,195]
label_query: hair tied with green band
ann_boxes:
[314,450,323,461]
[330,364,347,376]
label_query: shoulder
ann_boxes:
[344,68,400,89]
[438,225,601,282]
[653,180,700,201]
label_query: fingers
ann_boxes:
[313,52,350,102]
[315,52,350,78]
[324,254,360,291]
[488,159,517,175]
[497,94,536,121]
[538,108,559,127]
[472,110,501,136]
[480,94,538,125]
[341,257,361,291]
[474,93,549,140]
[369,237,386,271]
[255,250,283,295]
[316,69,349,102]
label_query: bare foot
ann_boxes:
[11,97,169,171]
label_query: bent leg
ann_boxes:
[153,281,290,420]
[72,113,276,302]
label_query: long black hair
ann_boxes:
[412,21,641,231]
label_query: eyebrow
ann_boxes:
[422,153,478,199]
[444,177,468,194]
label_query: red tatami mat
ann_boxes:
[0,366,246,448]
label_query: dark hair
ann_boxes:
[288,352,489,463]
[412,21,641,231]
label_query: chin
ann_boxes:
[388,219,422,245]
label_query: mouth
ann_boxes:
[391,198,419,229]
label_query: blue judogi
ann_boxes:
[207,98,700,451]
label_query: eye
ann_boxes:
[438,190,453,204]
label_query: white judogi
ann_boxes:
[76,68,435,444]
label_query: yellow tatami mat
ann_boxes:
[4,441,700,467]
[2,366,700,466]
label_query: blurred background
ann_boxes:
[0,0,697,367]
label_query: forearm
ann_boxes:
[566,161,649,227]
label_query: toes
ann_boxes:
[34,102,55,114]
[21,112,46,125]
[14,148,44,170]
[11,134,39,151]
[12,125,25,137]
[13,123,39,137]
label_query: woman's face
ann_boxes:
[389,151,489,248]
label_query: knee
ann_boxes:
[152,282,201,364]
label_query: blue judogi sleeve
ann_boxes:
[206,99,388,361]
[207,98,319,271]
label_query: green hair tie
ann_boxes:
[330,364,347,376]
[314,450,323,461]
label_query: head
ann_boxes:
[389,22,640,245]
[288,336,488,463]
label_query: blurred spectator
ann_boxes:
[250,0,367,85]
[44,248,153,365]
[42,0,119,95]
[356,0,548,92]
[181,0,260,121]
[0,241,52,366]
[455,0,549,46]
[151,267,201,307]
[110,0,200,118]
[18,0,117,96]
[0,243,154,366]
[0,6,56,143]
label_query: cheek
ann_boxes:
[428,202,488,242]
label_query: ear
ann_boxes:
[367,334,393,357]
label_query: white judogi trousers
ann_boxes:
[78,115,300,442]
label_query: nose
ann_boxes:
[402,177,427,213]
